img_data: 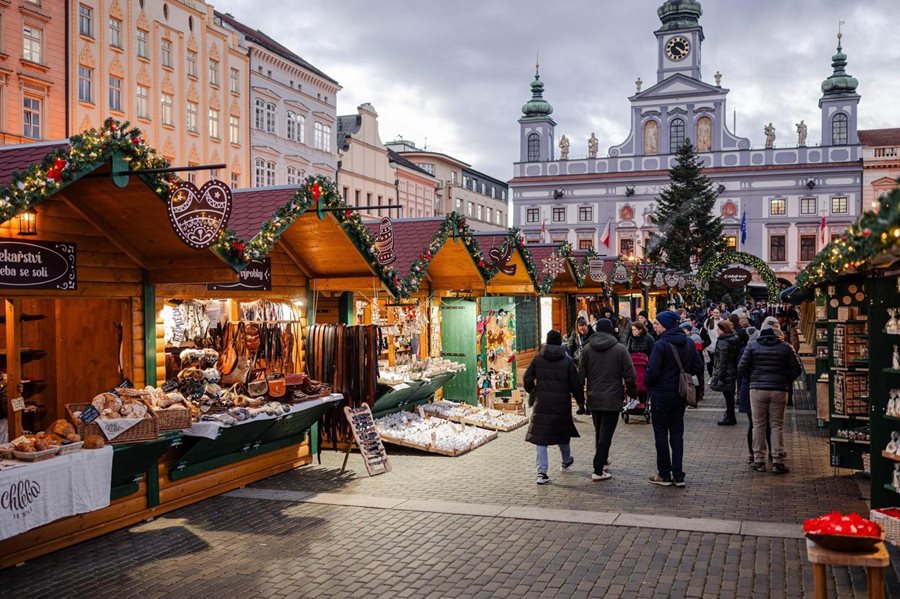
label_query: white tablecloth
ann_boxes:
[0,445,113,541]
[183,394,343,440]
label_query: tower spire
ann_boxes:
[521,59,553,118]
[821,28,858,99]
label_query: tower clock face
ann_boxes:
[665,36,691,61]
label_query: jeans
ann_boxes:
[750,389,787,464]
[536,443,571,474]
[651,397,686,482]
[591,410,619,475]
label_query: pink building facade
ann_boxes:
[859,129,900,209]
[389,149,437,219]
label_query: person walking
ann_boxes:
[566,316,593,415]
[645,310,704,487]
[581,318,636,482]
[712,320,740,426]
[626,321,655,357]
[637,310,657,340]
[737,327,803,474]
[704,307,723,376]
[736,336,771,464]
[524,330,584,485]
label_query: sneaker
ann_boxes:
[717,418,737,426]
[673,480,686,488]
[648,475,673,486]
[561,457,575,470]
[772,463,790,475]
[591,472,612,482]
[536,473,550,485]
[752,462,767,472]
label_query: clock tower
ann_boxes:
[655,0,704,83]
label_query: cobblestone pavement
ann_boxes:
[2,389,897,598]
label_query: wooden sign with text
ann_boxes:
[0,240,76,290]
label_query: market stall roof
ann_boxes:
[362,215,489,295]
[473,230,539,295]
[522,243,581,293]
[226,185,396,295]
[0,133,238,285]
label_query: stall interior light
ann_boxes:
[17,208,37,236]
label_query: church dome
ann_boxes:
[657,0,702,31]
[522,70,553,118]
[821,36,859,97]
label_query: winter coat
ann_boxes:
[581,331,637,412]
[566,326,595,376]
[645,326,704,404]
[626,332,655,357]
[712,333,740,387]
[616,318,632,344]
[524,344,583,446]
[737,334,803,392]
[736,345,751,414]
[734,325,749,348]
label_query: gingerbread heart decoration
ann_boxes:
[167,179,233,250]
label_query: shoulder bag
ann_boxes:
[669,344,697,407]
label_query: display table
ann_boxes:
[806,539,889,599]
[0,447,113,541]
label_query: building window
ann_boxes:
[455,198,462,212]
[342,187,349,201]
[229,67,239,93]
[497,211,504,225]
[78,66,93,103]
[265,102,275,133]
[366,193,372,207]
[208,109,220,138]
[526,208,540,223]
[800,197,817,215]
[109,17,122,48]
[254,98,264,129]
[832,113,848,145]
[136,85,149,119]
[481,182,486,195]
[643,120,659,155]
[229,116,239,144]
[187,170,196,185]
[287,166,299,185]
[209,60,219,85]
[161,39,172,67]
[800,235,817,262]
[486,207,493,222]
[526,132,541,161]
[187,50,197,77]
[578,239,593,251]
[22,97,41,139]
[254,158,275,187]
[355,190,361,205]
[578,206,593,222]
[296,114,305,143]
[314,122,323,149]
[161,93,173,125]
[79,5,93,37]
[466,201,474,216]
[108,76,122,111]
[137,30,148,58]
[831,196,848,214]
[769,234,786,262]
[286,111,296,140]
[725,235,737,249]
[231,172,239,188]
[552,206,566,222]
[477,205,483,221]
[620,238,635,256]
[185,101,198,132]
[23,26,42,63]
[769,198,786,216]
[322,125,331,152]
[669,118,685,153]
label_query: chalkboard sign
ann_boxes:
[0,240,76,290]
[208,259,272,291]
[343,405,391,476]
[80,405,101,424]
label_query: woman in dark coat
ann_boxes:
[626,322,655,357]
[524,329,584,485]
[712,320,740,426]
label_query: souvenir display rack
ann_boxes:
[814,288,830,427]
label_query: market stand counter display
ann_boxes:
[375,411,497,456]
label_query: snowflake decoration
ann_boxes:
[542,254,567,280]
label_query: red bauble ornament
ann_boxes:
[310,184,322,201]
[53,158,67,171]
[344,209,353,219]
[862,228,872,237]
[478,259,485,267]
[132,137,141,145]
[109,123,117,131]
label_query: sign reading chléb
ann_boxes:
[0,240,76,290]
[207,259,272,291]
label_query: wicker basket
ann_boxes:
[862,452,871,474]
[66,403,159,444]
[871,508,900,546]
[149,405,192,432]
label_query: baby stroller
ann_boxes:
[622,352,651,423]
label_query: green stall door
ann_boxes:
[440,299,477,404]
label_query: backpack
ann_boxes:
[669,343,697,407]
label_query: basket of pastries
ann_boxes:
[8,420,86,461]
[139,386,192,431]
[67,392,159,444]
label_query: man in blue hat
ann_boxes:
[645,310,704,487]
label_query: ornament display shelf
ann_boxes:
[0,314,45,324]
[830,437,870,446]
[881,451,900,462]
[831,414,869,421]
[883,368,900,375]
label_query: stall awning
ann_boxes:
[474,231,539,295]
[522,243,580,294]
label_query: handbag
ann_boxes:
[247,368,269,397]
[216,323,238,375]
[245,323,261,354]
[669,344,698,407]
[267,373,286,398]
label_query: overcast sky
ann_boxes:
[219,0,900,180]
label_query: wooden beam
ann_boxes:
[486,285,540,295]
[60,196,148,269]
[312,277,387,292]
[5,299,23,438]
[277,240,313,279]
[146,268,238,285]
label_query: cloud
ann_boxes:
[217,0,900,181]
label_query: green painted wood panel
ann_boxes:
[440,299,477,404]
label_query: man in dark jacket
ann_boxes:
[645,310,704,488]
[524,330,584,485]
[737,327,803,474]
[581,319,636,481]
[566,316,593,414]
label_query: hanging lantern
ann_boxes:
[17,208,37,236]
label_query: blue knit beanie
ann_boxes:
[656,310,680,330]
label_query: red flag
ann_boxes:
[820,214,827,243]
[540,219,547,242]
[600,218,611,248]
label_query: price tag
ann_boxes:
[11,397,25,412]
[80,405,101,424]
[162,379,180,393]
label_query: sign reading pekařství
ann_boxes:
[0,240,76,290]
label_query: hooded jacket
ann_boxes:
[524,344,583,446]
[580,331,636,411]
[645,326,704,403]
[712,332,740,387]
[737,333,803,391]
